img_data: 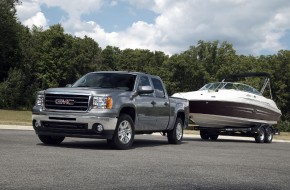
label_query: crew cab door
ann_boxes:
[135,75,157,130]
[151,77,170,130]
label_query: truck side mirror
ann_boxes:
[137,86,154,94]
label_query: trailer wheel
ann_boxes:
[265,127,273,143]
[167,117,183,144]
[200,130,210,140]
[255,127,265,143]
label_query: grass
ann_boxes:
[0,109,289,141]
[0,109,32,126]
[275,132,290,140]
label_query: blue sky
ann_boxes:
[280,30,290,48]
[40,4,68,25]
[80,1,158,32]
[16,0,290,55]
[40,1,158,32]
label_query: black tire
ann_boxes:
[265,127,273,143]
[200,130,210,140]
[255,127,265,143]
[38,135,65,145]
[167,117,183,144]
[209,134,219,140]
[111,114,135,150]
[107,139,113,146]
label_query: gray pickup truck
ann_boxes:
[32,71,189,149]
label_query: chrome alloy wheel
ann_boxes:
[176,122,183,140]
[118,120,132,144]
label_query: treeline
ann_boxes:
[1,0,290,130]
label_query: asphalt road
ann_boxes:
[1,129,290,190]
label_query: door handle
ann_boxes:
[151,101,156,105]
[164,102,169,106]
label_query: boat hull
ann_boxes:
[189,100,281,128]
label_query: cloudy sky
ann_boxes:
[16,0,290,55]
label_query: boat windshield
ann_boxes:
[199,82,261,95]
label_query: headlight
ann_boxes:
[93,96,113,109]
[35,94,44,106]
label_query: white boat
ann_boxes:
[172,73,281,129]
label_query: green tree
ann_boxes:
[268,50,290,120]
[0,0,21,81]
[101,46,121,70]
[0,68,26,108]
[143,51,168,76]
[29,25,102,88]
[117,49,152,72]
[66,35,102,84]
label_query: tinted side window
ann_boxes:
[138,76,153,96]
[138,76,151,87]
[152,78,165,98]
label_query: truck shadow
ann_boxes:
[37,140,111,150]
[183,137,254,143]
[37,137,172,150]
[133,139,170,148]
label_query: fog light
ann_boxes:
[97,124,104,132]
[93,123,104,133]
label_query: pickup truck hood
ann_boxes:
[44,87,127,96]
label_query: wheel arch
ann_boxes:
[176,111,186,128]
[118,106,136,123]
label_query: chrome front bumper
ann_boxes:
[32,113,118,139]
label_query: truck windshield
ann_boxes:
[72,73,136,91]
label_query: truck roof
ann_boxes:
[89,71,160,78]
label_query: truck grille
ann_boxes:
[45,93,90,111]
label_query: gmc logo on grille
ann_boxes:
[55,99,75,105]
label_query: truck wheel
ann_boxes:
[111,114,135,150]
[200,130,210,140]
[167,117,183,144]
[255,127,265,143]
[38,135,65,145]
[265,127,273,143]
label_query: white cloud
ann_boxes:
[74,0,290,55]
[109,1,118,7]
[38,0,104,32]
[75,21,118,47]
[23,12,48,28]
[253,8,290,54]
[16,0,104,30]
[16,0,290,55]
[16,0,47,28]
[16,0,41,21]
